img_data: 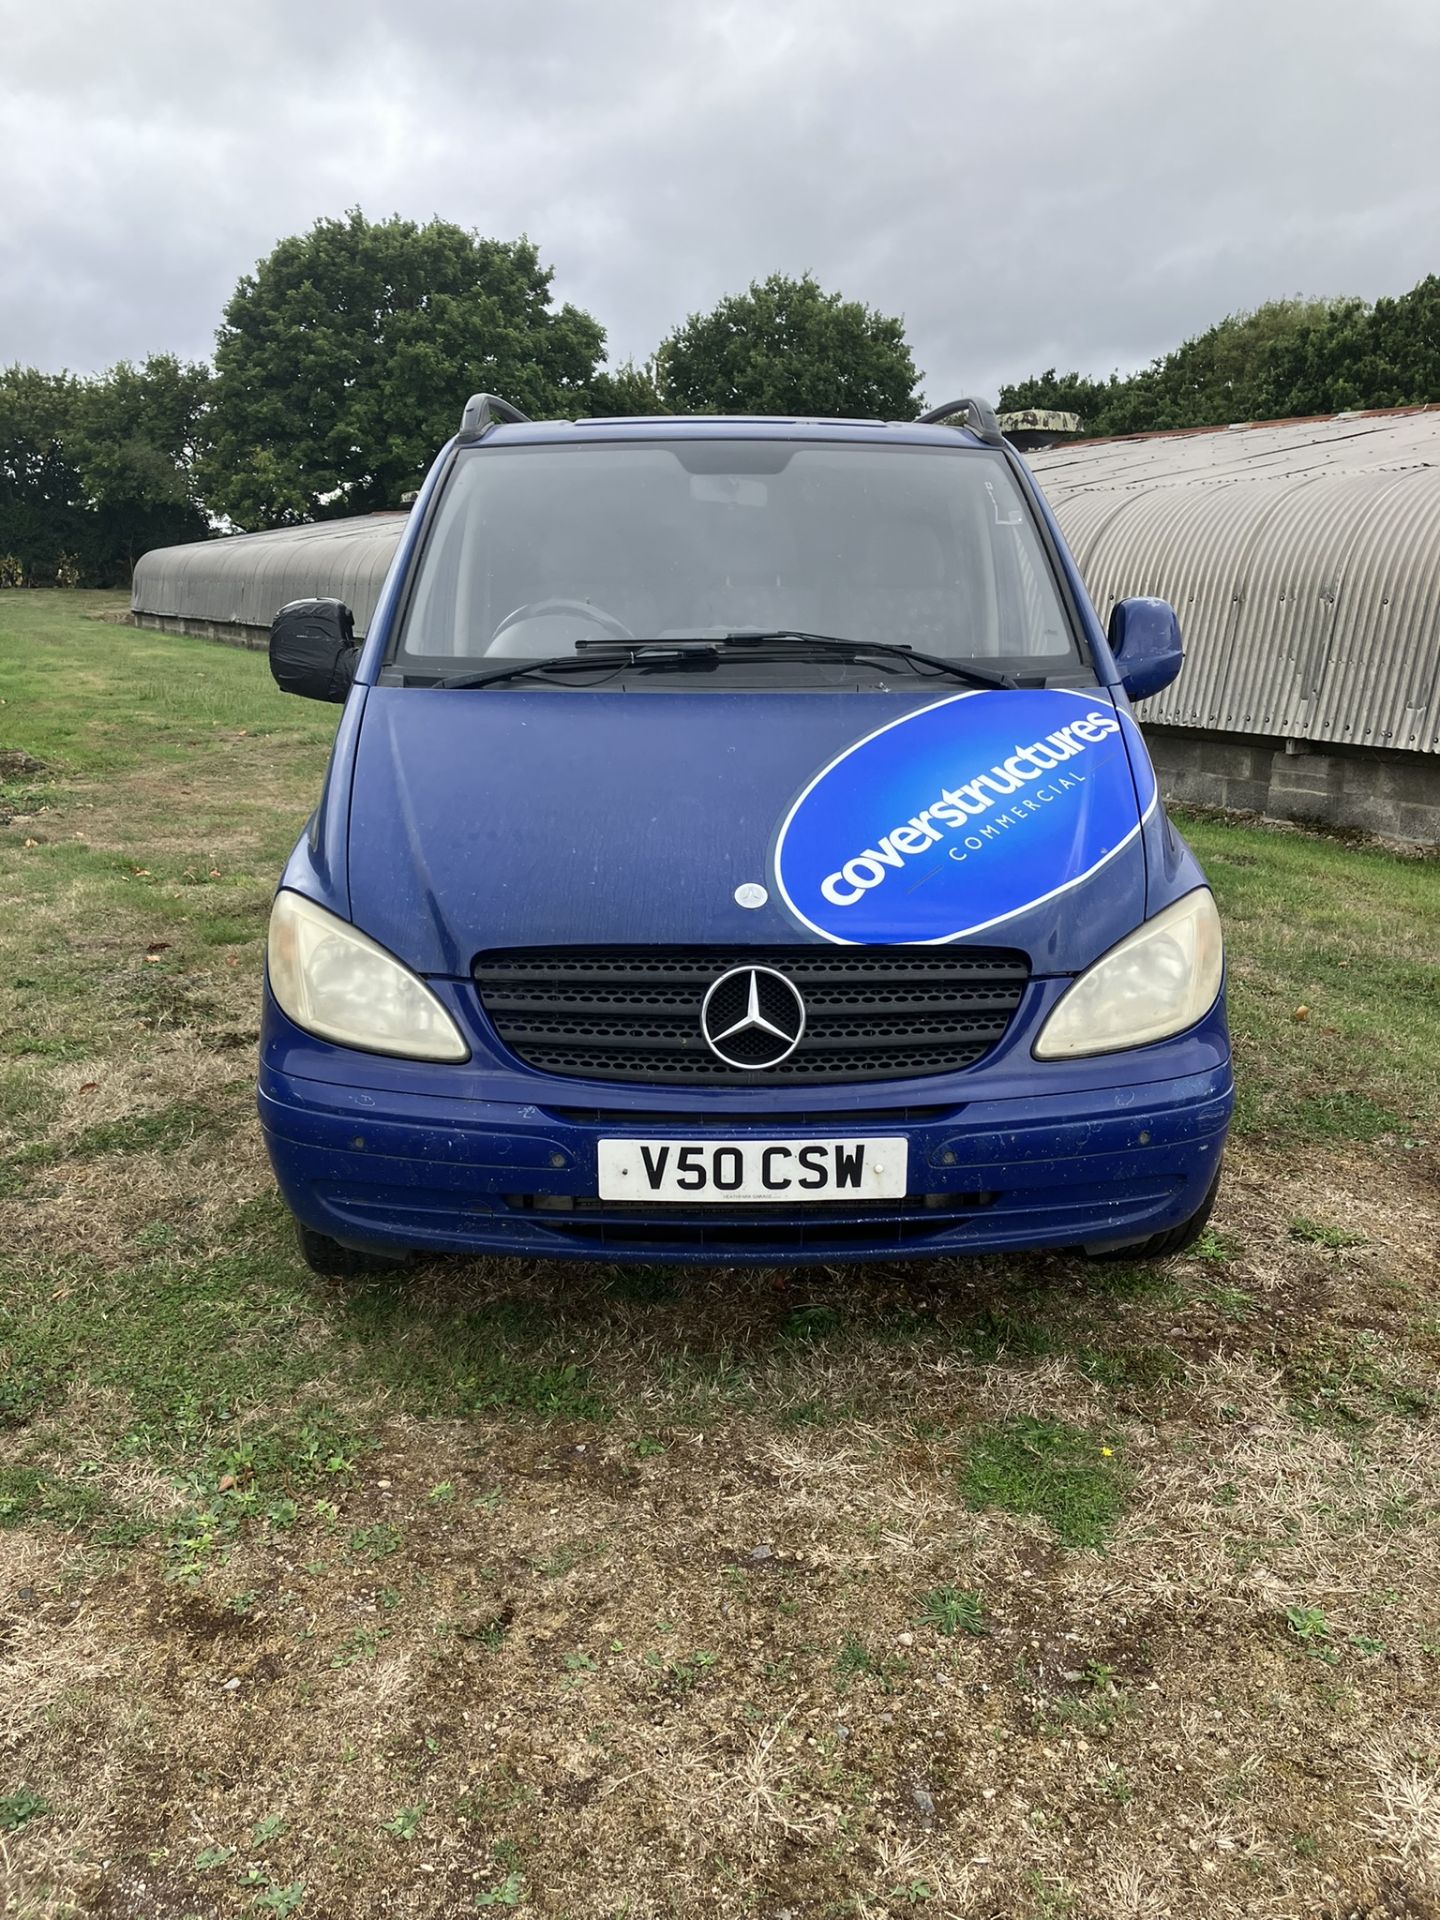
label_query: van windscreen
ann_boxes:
[393,439,1079,674]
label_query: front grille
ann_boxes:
[472,946,1029,1085]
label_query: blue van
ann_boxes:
[260,395,1231,1275]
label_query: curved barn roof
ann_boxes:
[131,511,409,637]
[1029,408,1440,754]
[132,408,1440,753]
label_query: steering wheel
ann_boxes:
[488,597,635,656]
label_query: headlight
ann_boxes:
[266,891,469,1062]
[1033,888,1223,1059]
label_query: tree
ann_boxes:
[585,358,668,416]
[73,354,212,572]
[0,359,208,586]
[998,368,1115,423]
[998,291,1431,439]
[74,354,211,520]
[1095,299,1349,434]
[1362,274,1440,404]
[203,212,607,528]
[1256,278,1440,416]
[656,273,921,419]
[0,366,85,584]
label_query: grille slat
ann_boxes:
[473,946,1028,1086]
[482,987,1022,1015]
[499,1021,1009,1053]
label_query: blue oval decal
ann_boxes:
[773,689,1155,945]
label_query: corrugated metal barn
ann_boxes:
[131,407,1440,843]
[131,510,409,646]
[1027,408,1440,844]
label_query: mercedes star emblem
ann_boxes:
[699,965,806,1070]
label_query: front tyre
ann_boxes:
[295,1220,410,1279]
[1082,1160,1223,1264]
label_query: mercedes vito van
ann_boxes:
[260,394,1231,1274]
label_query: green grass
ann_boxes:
[0,1787,48,1833]
[474,1874,526,1910]
[1289,1215,1366,1250]
[1281,1332,1434,1430]
[0,591,335,776]
[833,1633,906,1694]
[1284,1605,1333,1647]
[0,1464,110,1530]
[914,1584,989,1637]
[960,1417,1127,1549]
[1180,810,1440,1143]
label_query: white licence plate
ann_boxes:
[597,1137,907,1204]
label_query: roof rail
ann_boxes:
[917,396,1004,447]
[458,393,531,440]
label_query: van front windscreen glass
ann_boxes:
[393,440,1079,675]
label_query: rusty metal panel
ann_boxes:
[1031,409,1440,754]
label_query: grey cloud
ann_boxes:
[2,0,1437,402]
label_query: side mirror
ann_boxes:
[269,598,360,703]
[1108,597,1184,702]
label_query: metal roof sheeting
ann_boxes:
[130,408,1440,754]
[131,512,408,636]
[1029,409,1440,753]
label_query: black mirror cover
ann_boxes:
[269,599,360,703]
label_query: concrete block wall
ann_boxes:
[1145,728,1440,848]
[131,611,267,650]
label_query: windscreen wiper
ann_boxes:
[699,629,1017,690]
[429,631,1016,692]
[429,645,719,690]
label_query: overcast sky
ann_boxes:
[3,0,1438,403]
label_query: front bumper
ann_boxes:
[259,993,1234,1263]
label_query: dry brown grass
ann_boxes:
[6,1130,1438,1920]
[4,1154,1438,1920]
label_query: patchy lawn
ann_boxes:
[2,591,1438,1920]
